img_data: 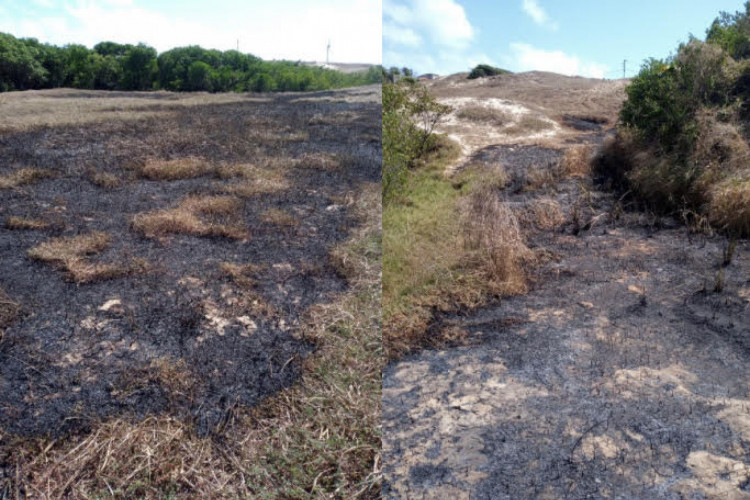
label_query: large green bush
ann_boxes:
[467,64,510,80]
[600,4,750,234]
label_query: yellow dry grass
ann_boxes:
[456,105,512,127]
[132,195,249,240]
[297,152,343,171]
[27,232,147,283]
[140,157,211,181]
[0,168,54,189]
[515,198,566,231]
[460,186,532,296]
[87,170,121,189]
[709,176,750,236]
[559,145,593,178]
[4,217,49,230]
[0,89,269,132]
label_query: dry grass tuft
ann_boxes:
[456,106,512,127]
[221,167,289,198]
[220,262,262,289]
[132,195,249,240]
[515,198,566,231]
[524,165,558,191]
[461,186,531,295]
[87,170,122,189]
[559,145,593,178]
[4,217,49,230]
[28,232,112,262]
[0,168,54,189]
[709,176,750,236]
[219,262,262,279]
[297,153,342,171]
[27,232,148,283]
[261,208,298,227]
[139,157,211,180]
[505,114,554,135]
[113,358,197,402]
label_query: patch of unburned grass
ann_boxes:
[27,232,148,283]
[505,114,554,136]
[220,164,289,198]
[0,168,54,189]
[515,198,566,231]
[460,186,531,296]
[132,195,249,240]
[709,176,750,236]
[384,134,530,358]
[456,105,512,127]
[558,145,593,178]
[296,152,343,171]
[139,158,265,182]
[4,217,49,230]
[139,157,211,180]
[12,184,382,499]
[87,170,122,189]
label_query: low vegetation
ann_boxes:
[597,2,750,236]
[0,168,53,189]
[456,105,512,126]
[131,195,249,240]
[27,232,148,283]
[4,216,49,230]
[383,78,533,357]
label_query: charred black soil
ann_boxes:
[0,86,380,458]
[383,137,750,499]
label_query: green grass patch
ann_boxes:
[384,136,529,359]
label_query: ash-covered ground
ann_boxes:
[0,86,381,449]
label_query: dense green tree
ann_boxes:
[120,43,157,90]
[187,60,212,91]
[0,32,380,93]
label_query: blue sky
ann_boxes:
[0,0,382,63]
[384,0,747,78]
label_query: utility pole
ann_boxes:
[237,39,239,51]
[326,40,331,65]
[623,59,627,79]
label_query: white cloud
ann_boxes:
[383,0,474,50]
[509,43,608,78]
[0,0,381,64]
[384,0,481,74]
[521,0,557,31]
[383,22,422,47]
[385,47,496,76]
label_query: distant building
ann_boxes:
[418,73,439,80]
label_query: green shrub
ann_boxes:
[467,64,510,80]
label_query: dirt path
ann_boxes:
[382,132,750,496]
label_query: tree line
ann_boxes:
[0,32,381,93]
